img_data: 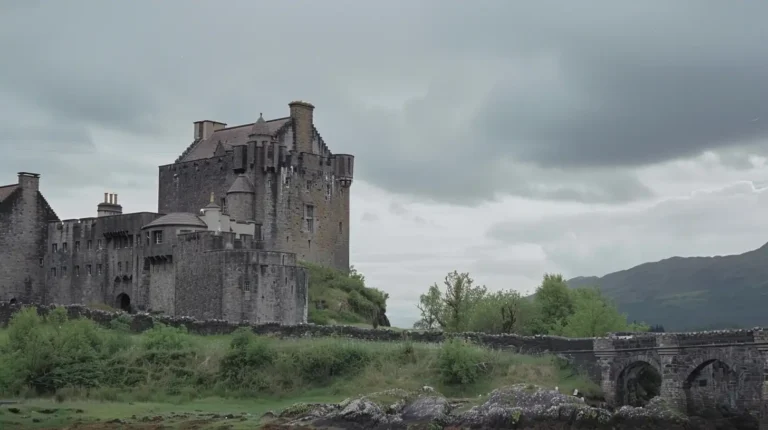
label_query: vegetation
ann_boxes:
[415,271,649,337]
[304,262,390,327]
[0,306,598,428]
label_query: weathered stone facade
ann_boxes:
[0,101,346,325]
[158,101,353,272]
[0,173,58,304]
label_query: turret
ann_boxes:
[226,174,255,221]
[97,193,122,217]
[333,154,354,188]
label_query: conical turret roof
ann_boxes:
[227,174,255,194]
[250,113,271,136]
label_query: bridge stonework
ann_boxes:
[599,330,767,427]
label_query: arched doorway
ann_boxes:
[116,293,131,313]
[616,361,662,407]
[9,298,17,305]
[684,359,740,419]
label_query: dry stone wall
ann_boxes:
[0,302,600,380]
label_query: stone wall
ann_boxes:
[0,175,58,305]
[0,302,598,380]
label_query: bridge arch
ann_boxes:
[613,356,662,407]
[682,357,745,418]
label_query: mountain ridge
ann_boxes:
[566,242,768,331]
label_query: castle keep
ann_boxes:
[0,101,354,324]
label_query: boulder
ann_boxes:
[265,384,699,429]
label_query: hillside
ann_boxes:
[567,242,768,331]
[303,263,391,327]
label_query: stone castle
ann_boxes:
[0,101,354,324]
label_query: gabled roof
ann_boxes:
[142,212,207,230]
[0,184,18,203]
[179,117,291,162]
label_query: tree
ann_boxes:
[414,271,486,332]
[415,284,444,330]
[533,273,574,334]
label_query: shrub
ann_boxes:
[437,338,486,385]
[142,324,192,351]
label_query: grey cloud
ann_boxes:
[487,180,768,277]
[1,1,767,205]
[361,212,379,223]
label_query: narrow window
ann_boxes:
[75,265,80,276]
[51,267,57,278]
[306,180,312,190]
[118,262,122,272]
[308,239,311,250]
[87,265,92,275]
[145,232,150,246]
[128,234,134,248]
[75,241,80,251]
[244,280,250,292]
[97,264,103,274]
[97,239,103,249]
[52,243,58,253]
[153,230,163,244]
[38,258,43,267]
[339,221,342,233]
[260,265,267,276]
[62,242,68,251]
[326,183,332,199]
[304,204,315,233]
[61,266,67,276]
[87,240,93,250]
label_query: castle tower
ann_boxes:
[225,175,255,221]
[97,193,122,217]
[248,113,271,146]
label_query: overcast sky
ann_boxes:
[2,1,768,327]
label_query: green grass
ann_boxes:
[0,307,600,429]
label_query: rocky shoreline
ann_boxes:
[259,384,754,430]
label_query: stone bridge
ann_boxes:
[592,329,768,426]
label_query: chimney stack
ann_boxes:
[193,120,227,141]
[289,100,315,154]
[17,172,40,192]
[97,192,123,217]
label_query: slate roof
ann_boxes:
[0,184,18,203]
[179,117,291,162]
[142,212,207,229]
[227,174,255,194]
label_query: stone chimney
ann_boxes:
[289,100,315,154]
[97,193,123,217]
[194,120,227,141]
[17,172,40,192]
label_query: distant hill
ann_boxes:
[567,242,768,331]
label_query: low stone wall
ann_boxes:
[0,303,600,381]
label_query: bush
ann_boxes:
[142,324,193,351]
[1,306,130,394]
[437,338,487,385]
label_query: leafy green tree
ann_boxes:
[414,271,487,332]
[533,273,574,334]
[467,290,535,334]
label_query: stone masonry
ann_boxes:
[0,101,348,325]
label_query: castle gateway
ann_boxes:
[0,101,354,324]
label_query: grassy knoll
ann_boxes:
[0,307,599,429]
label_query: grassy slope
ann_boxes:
[0,324,597,429]
[567,242,768,330]
[304,263,391,327]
